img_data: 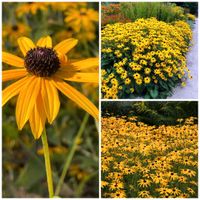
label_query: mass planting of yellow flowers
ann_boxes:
[101,116,198,198]
[101,18,192,99]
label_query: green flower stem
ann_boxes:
[41,129,54,198]
[55,113,89,196]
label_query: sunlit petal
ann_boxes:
[41,78,60,123]
[3,52,25,68]
[18,37,35,56]
[54,38,78,55]
[37,36,52,48]
[55,71,98,83]
[53,79,98,120]
[2,76,29,106]
[30,93,46,139]
[16,77,41,130]
[3,69,28,82]
[57,53,68,67]
[70,58,98,71]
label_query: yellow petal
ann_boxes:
[71,58,98,71]
[58,53,68,67]
[55,71,99,83]
[18,37,35,56]
[41,78,60,123]
[16,77,41,130]
[54,38,78,55]
[3,52,25,68]
[37,36,52,48]
[3,69,28,82]
[52,79,98,120]
[29,93,46,139]
[2,76,29,106]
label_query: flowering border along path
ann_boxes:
[169,19,198,99]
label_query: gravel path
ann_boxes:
[168,19,198,99]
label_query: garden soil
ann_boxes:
[169,19,198,99]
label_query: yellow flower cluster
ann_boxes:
[101,116,198,198]
[3,2,98,50]
[64,6,98,40]
[101,18,192,99]
[171,5,185,19]
[186,13,196,21]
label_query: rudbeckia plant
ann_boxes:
[2,36,99,197]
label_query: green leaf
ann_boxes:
[144,94,151,99]
[129,94,136,98]
[16,157,45,190]
[149,88,158,98]
[159,81,169,90]
[101,56,113,67]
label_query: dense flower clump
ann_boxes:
[101,116,198,198]
[186,13,196,21]
[101,4,130,26]
[101,18,192,99]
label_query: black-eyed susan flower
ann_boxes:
[3,23,30,43]
[138,190,151,198]
[101,114,198,198]
[171,187,181,196]
[178,193,189,198]
[101,18,193,99]
[125,78,131,85]
[16,3,48,17]
[110,182,124,190]
[136,79,142,85]
[187,187,196,195]
[137,179,152,187]
[144,77,151,84]
[144,68,151,74]
[101,181,109,188]
[110,190,126,198]
[65,7,98,32]
[133,73,140,79]
[2,36,98,139]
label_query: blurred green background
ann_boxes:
[2,2,99,198]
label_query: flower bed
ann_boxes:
[101,18,192,99]
[101,116,198,198]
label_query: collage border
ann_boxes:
[1,0,200,199]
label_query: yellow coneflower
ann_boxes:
[2,36,99,139]
[171,187,181,196]
[16,3,48,17]
[109,182,124,190]
[3,23,30,43]
[101,115,198,198]
[138,190,151,198]
[137,179,152,187]
[110,190,126,198]
[101,181,109,188]
[65,7,98,32]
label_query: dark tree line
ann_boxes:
[102,101,198,125]
[175,2,198,16]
